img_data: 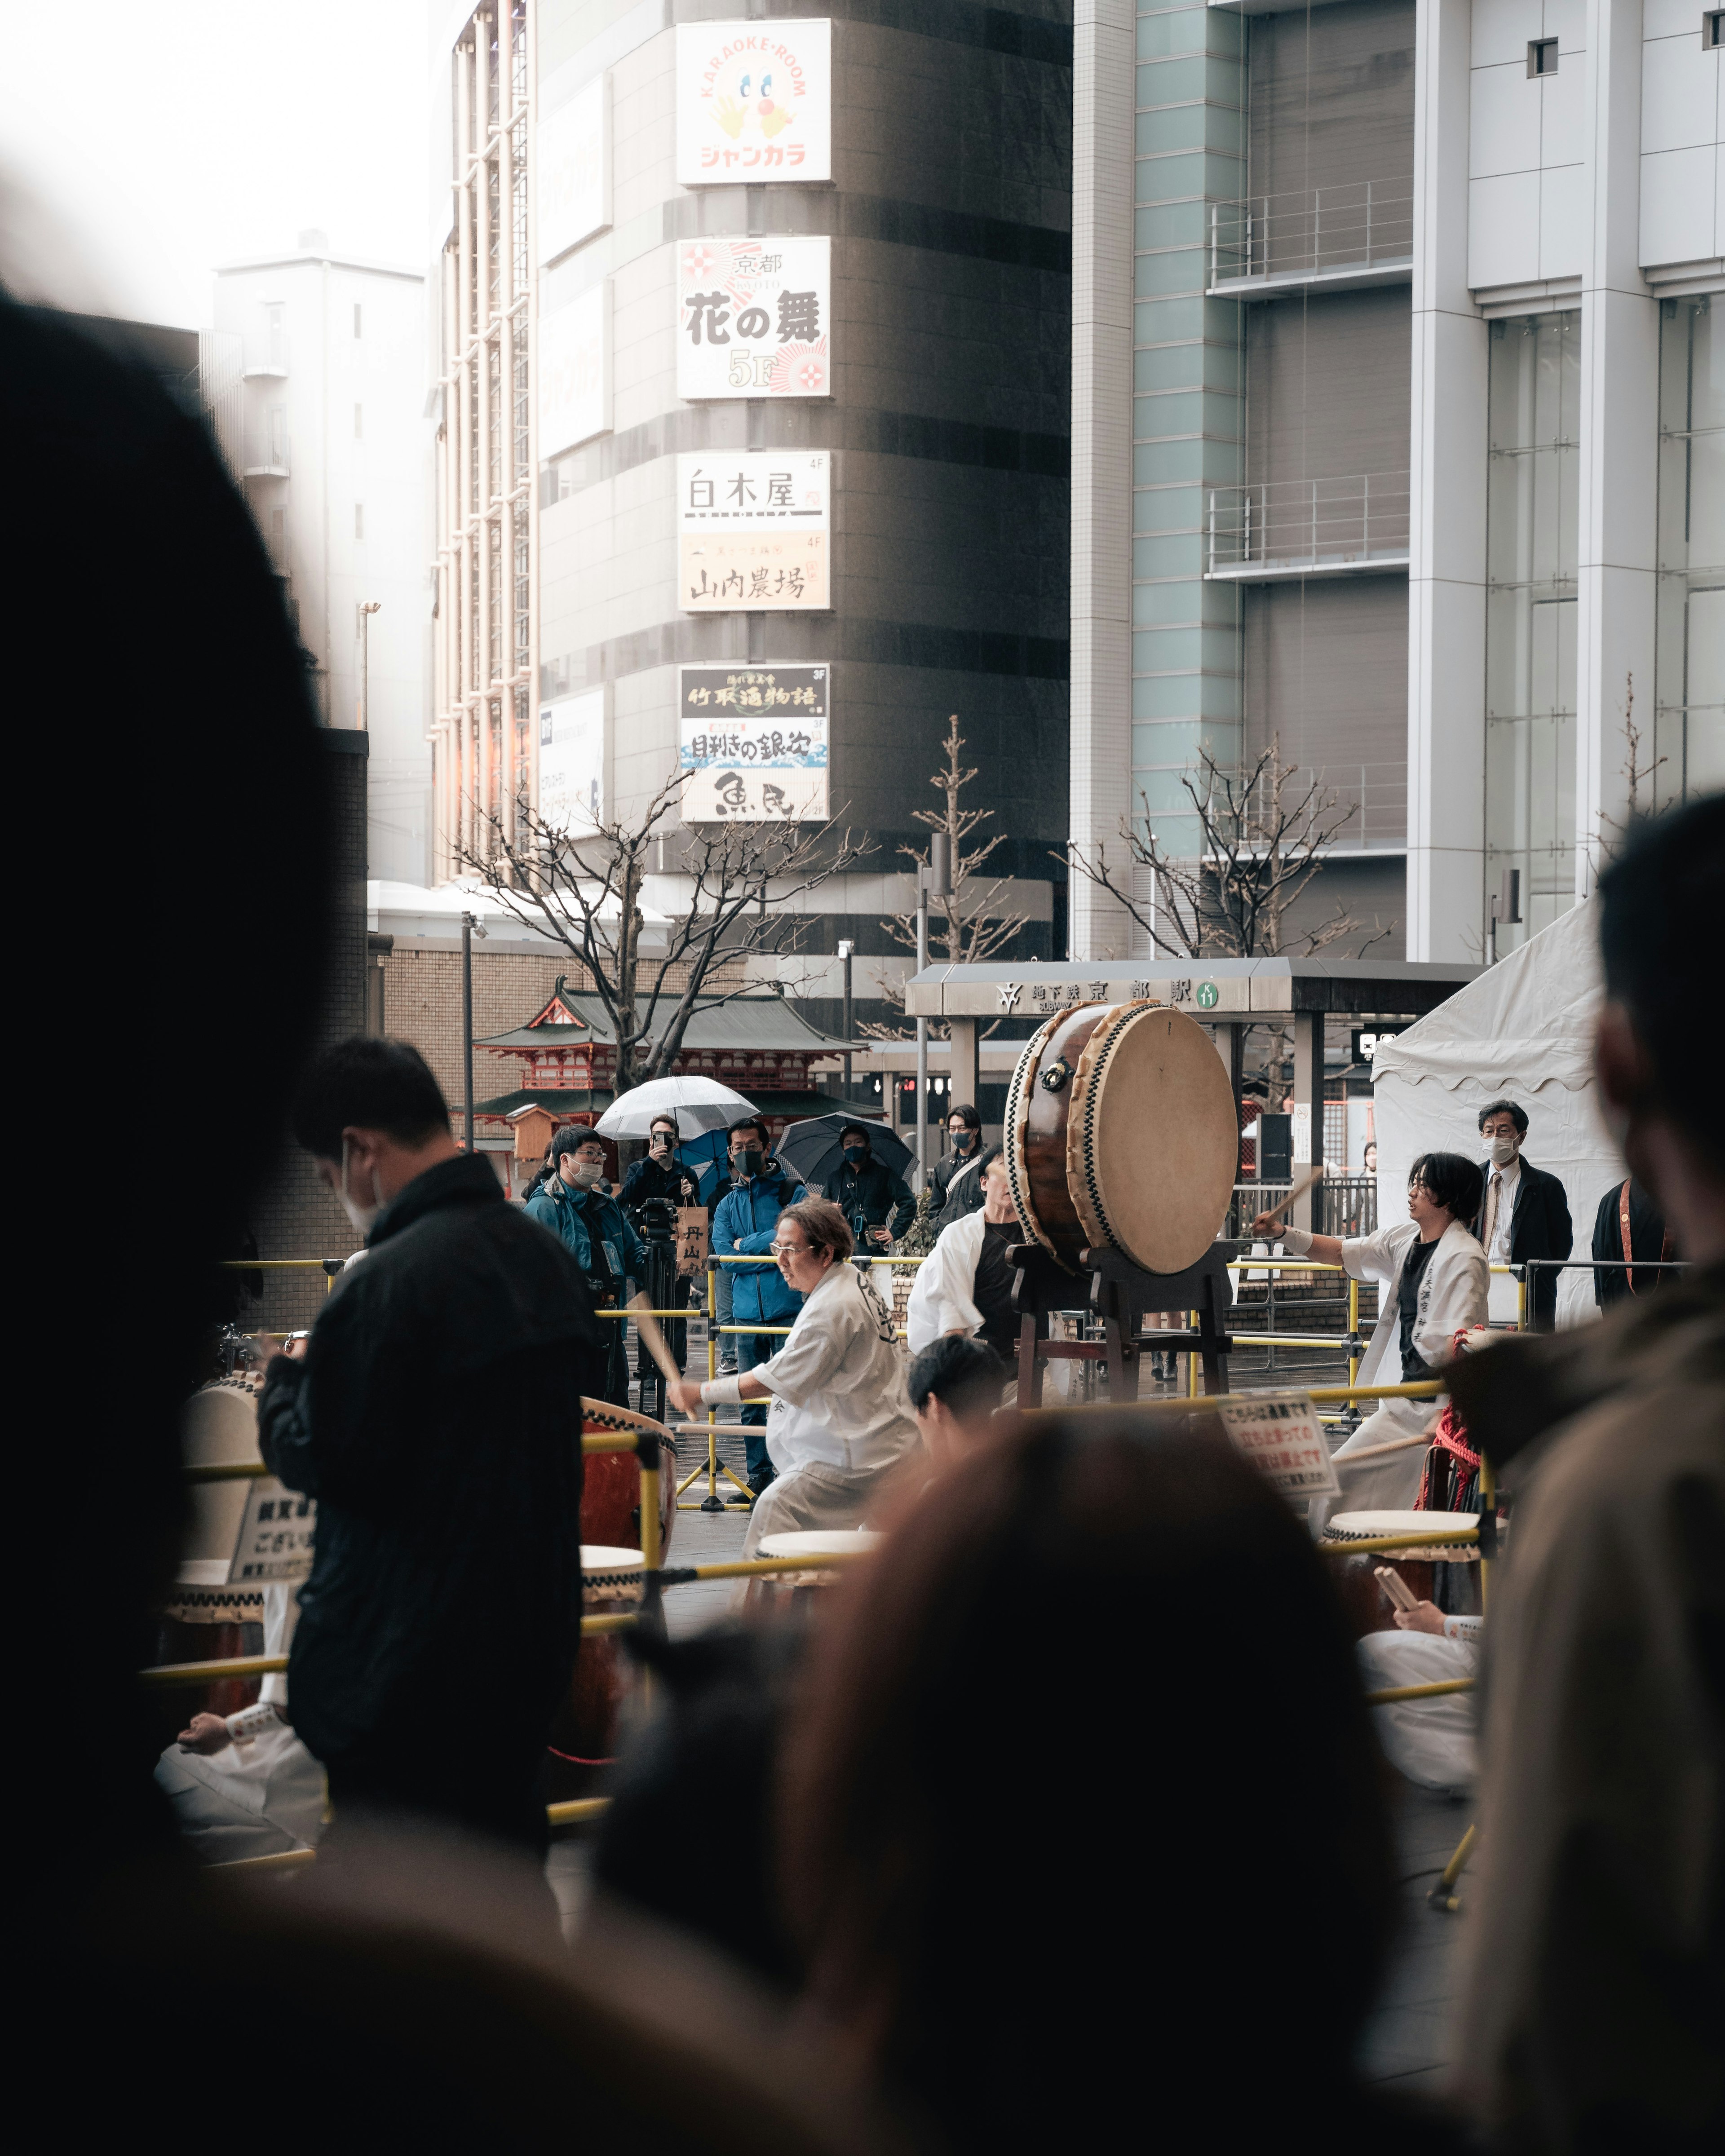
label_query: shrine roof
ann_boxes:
[477,990,851,1055]
[477,1085,851,1119]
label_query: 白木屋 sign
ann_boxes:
[679,663,828,822]
[677,451,828,610]
[677,237,830,400]
[676,18,832,184]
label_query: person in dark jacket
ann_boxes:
[1590,1174,1672,1308]
[620,1115,704,1374]
[257,1038,607,1853]
[830,1122,915,1250]
[1469,1099,1573,1329]
[711,1117,805,1494]
[928,1104,986,1228]
[524,1127,645,1406]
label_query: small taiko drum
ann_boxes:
[1322,1510,1484,1637]
[579,1397,677,1560]
[1004,1000,1238,1275]
[743,1529,884,1615]
[546,1546,649,1798]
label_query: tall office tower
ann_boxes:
[213,234,432,884]
[1072,0,1722,964]
[428,3,1073,1013]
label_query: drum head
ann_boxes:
[1326,1510,1481,1560]
[758,1530,884,1560]
[579,1544,647,1575]
[1067,1003,1237,1273]
[182,1379,262,1465]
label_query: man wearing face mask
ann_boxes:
[256,1038,606,1851]
[620,1116,703,1375]
[1469,1100,1572,1330]
[525,1128,646,1407]
[830,1122,915,1252]
[928,1105,986,1228]
[711,1118,805,1497]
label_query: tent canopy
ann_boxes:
[1370,901,1623,1327]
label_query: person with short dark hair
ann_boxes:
[830,1121,915,1250]
[1469,1098,1573,1328]
[711,1118,805,1495]
[906,1334,1006,1467]
[256,1038,607,1852]
[619,1115,703,1376]
[667,1196,919,1554]
[1254,1150,1488,1532]
[928,1104,986,1227]
[523,1126,644,1406]
[1451,796,1725,2153]
[906,1148,1019,1364]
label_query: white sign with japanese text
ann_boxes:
[675,18,832,185]
[230,1477,317,1584]
[676,451,829,610]
[537,74,610,263]
[1216,1391,1339,1502]
[677,236,830,400]
[679,663,828,822]
[540,689,606,835]
[539,284,609,456]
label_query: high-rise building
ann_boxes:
[427,3,1073,1028]
[213,234,432,884]
[1071,0,1722,964]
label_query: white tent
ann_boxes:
[1370,901,1624,1328]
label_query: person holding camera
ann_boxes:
[621,1116,704,1387]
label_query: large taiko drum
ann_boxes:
[1004,999,1238,1275]
[579,1398,677,1559]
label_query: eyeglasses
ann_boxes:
[770,1241,809,1256]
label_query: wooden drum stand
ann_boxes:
[1009,1240,1235,1407]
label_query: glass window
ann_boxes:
[1131,577,1205,624]
[1137,200,1207,252]
[1136,248,1209,300]
[1136,57,1212,106]
[1135,343,1206,393]
[1135,393,1206,442]
[1484,312,1581,950]
[1136,10,1210,61]
[1135,151,1209,204]
[1131,483,1205,533]
[1654,297,1725,804]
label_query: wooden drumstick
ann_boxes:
[1256,1166,1324,1225]
[627,1292,698,1419]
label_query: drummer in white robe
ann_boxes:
[906,1149,1020,1365]
[667,1196,920,1557]
[1253,1149,1487,1534]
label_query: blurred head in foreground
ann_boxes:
[778,1413,1395,2147]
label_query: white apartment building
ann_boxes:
[1072,0,1722,965]
[213,233,433,885]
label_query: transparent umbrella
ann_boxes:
[593,1074,757,1140]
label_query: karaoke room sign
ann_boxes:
[675,18,832,183]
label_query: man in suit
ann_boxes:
[1471,1098,1572,1330]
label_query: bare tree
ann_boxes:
[456,772,868,1095]
[864,714,1029,1038]
[1065,737,1394,961]
[1597,673,1668,863]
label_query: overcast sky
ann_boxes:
[0,0,429,328]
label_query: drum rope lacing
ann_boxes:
[1004,1012,1063,1267]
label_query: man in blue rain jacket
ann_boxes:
[710,1115,805,1495]
[525,1126,645,1407]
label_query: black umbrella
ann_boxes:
[774,1111,917,1196]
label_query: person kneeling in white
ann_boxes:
[667,1197,920,1557]
[1253,1149,1487,1535]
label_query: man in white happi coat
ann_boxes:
[667,1196,920,1557]
[906,1148,1019,1365]
[1254,1149,1488,1533]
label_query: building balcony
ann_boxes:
[1207,182,1413,299]
[1244,757,1408,853]
[1204,473,1410,581]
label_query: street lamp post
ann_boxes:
[837,938,854,1100]
[460,908,487,1153]
[358,600,380,730]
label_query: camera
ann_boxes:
[636,1195,677,1244]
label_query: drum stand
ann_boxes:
[1010,1243,1235,1407]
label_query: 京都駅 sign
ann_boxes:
[679,663,828,822]
[676,18,832,184]
[677,237,830,400]
[677,451,829,611]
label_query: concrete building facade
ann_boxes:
[1071,0,1722,966]
[213,238,433,886]
[427,2,1075,1026]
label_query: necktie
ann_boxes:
[1488,1171,1502,1250]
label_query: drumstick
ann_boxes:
[1256,1166,1324,1226]
[627,1292,698,1419]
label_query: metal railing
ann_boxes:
[1207,471,1411,574]
[1209,180,1414,287]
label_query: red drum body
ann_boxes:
[546,1546,647,1800]
[579,1398,677,1557]
[1004,1000,1238,1276]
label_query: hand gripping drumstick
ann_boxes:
[1256,1165,1324,1226]
[627,1292,699,1421]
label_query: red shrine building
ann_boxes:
[474,975,852,1193]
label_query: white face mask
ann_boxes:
[338,1136,386,1237]
[1484,1133,1519,1167]
[570,1160,605,1188]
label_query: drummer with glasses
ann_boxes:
[1252,1150,1488,1535]
[667,1197,920,1557]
